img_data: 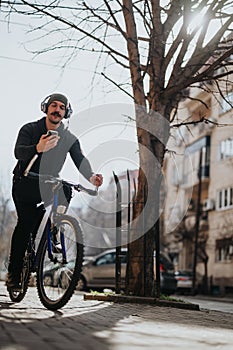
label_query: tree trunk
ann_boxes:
[126,104,170,296]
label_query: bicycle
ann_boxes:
[8,155,97,310]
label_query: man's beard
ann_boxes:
[50,119,60,125]
[49,113,62,124]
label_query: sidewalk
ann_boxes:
[187,293,233,304]
[0,281,233,350]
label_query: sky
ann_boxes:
[0,14,139,205]
[1,3,231,207]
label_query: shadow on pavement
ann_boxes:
[0,286,233,350]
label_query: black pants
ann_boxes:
[8,200,45,279]
[8,177,71,280]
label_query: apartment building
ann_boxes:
[163,85,233,295]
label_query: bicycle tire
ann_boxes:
[8,257,31,303]
[36,215,84,310]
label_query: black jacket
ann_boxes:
[12,117,94,204]
[13,117,93,180]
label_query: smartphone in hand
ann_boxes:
[45,130,58,137]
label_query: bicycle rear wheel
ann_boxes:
[36,215,83,310]
[8,256,31,303]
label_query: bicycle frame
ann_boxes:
[24,171,98,276]
[32,184,68,272]
[45,186,68,265]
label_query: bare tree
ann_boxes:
[0,183,15,270]
[1,0,233,296]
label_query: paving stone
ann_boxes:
[1,282,233,350]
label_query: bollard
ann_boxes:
[113,172,122,294]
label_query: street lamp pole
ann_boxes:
[192,148,203,295]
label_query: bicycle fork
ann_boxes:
[46,218,67,264]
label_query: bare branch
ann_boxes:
[122,0,146,106]
[171,116,233,129]
[16,0,130,63]
[101,72,134,100]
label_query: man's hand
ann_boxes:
[36,133,60,153]
[89,174,103,187]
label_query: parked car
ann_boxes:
[55,248,177,295]
[43,262,61,286]
[175,270,203,294]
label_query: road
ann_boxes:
[0,282,233,350]
[174,294,233,314]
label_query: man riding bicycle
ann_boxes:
[6,93,103,292]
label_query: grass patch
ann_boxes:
[89,290,186,303]
[90,290,116,296]
[160,294,191,303]
[88,290,192,306]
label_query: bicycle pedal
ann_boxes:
[12,286,23,293]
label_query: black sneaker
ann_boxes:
[5,273,22,292]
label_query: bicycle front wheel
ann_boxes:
[37,215,84,310]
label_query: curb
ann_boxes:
[83,293,200,311]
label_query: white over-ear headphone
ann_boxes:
[41,95,73,119]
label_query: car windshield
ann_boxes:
[177,271,193,276]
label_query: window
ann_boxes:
[221,91,233,114]
[96,253,116,266]
[216,238,233,262]
[95,251,127,266]
[219,138,233,160]
[217,187,233,210]
[183,136,210,185]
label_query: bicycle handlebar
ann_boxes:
[74,184,98,196]
[26,171,98,196]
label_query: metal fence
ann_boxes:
[113,170,160,297]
